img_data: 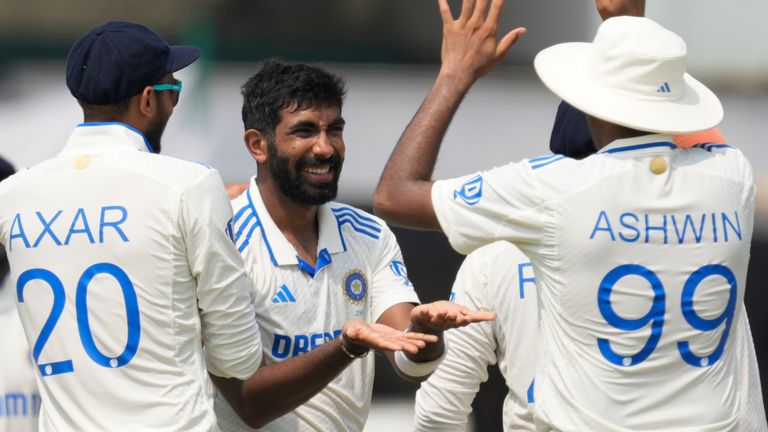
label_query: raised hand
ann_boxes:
[438,0,526,83]
[595,0,646,21]
[341,320,440,356]
[410,300,496,332]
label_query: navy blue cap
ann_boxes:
[549,101,597,160]
[66,21,201,105]
[0,155,15,182]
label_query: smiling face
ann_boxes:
[265,103,345,205]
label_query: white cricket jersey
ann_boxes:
[214,179,420,432]
[0,277,39,432]
[431,135,761,431]
[414,241,538,432]
[0,123,263,431]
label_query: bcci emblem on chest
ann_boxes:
[343,270,368,305]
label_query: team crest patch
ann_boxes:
[343,270,368,304]
[453,175,483,206]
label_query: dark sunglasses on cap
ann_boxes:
[151,79,182,106]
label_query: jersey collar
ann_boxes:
[246,179,345,269]
[60,122,154,156]
[596,134,675,156]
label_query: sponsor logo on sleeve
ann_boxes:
[453,175,483,206]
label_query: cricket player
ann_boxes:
[214,59,495,432]
[0,158,39,432]
[415,241,538,431]
[0,22,434,431]
[373,0,764,429]
[415,243,765,431]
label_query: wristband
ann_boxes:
[394,335,448,377]
[340,337,369,359]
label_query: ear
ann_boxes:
[137,86,155,118]
[244,129,269,164]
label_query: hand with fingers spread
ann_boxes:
[372,0,525,229]
[438,0,527,83]
[410,300,496,333]
[341,320,440,357]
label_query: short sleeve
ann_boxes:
[431,162,548,256]
[179,169,262,379]
[370,226,421,322]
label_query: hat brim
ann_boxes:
[168,45,201,73]
[534,42,723,134]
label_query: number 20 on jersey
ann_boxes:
[17,263,141,377]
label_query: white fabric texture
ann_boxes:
[432,134,760,431]
[0,123,262,431]
[394,336,447,377]
[215,181,419,432]
[0,277,39,432]
[414,241,539,432]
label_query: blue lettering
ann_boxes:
[9,213,30,251]
[722,211,742,242]
[64,209,95,245]
[310,333,324,350]
[3,392,27,416]
[273,330,344,359]
[33,211,63,248]
[588,211,741,246]
[31,393,41,416]
[527,379,535,404]
[644,214,668,244]
[590,211,615,241]
[271,334,292,359]
[517,262,535,299]
[671,214,706,244]
[618,212,640,242]
[0,392,40,417]
[292,335,310,356]
[99,206,129,243]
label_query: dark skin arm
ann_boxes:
[373,0,526,230]
[595,0,645,20]
[211,319,437,428]
[377,301,496,382]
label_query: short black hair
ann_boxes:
[78,99,131,121]
[241,59,346,135]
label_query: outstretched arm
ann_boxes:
[373,0,525,230]
[211,320,438,428]
[378,300,496,382]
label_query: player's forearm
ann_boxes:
[406,325,445,362]
[236,338,355,428]
[212,340,356,429]
[373,71,472,230]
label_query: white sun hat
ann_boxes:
[534,16,723,134]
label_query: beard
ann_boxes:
[267,139,343,205]
[145,98,170,154]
